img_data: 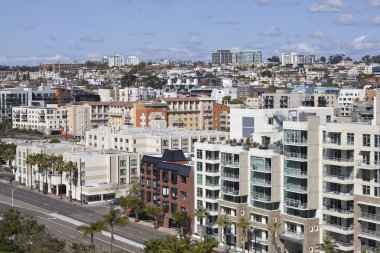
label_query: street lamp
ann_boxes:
[11,183,17,208]
[251,227,259,253]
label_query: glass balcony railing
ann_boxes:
[222,187,239,195]
[251,192,271,202]
[361,229,380,239]
[284,198,307,209]
[284,152,307,160]
[361,212,380,222]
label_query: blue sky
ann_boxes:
[1,0,380,65]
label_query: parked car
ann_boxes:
[109,199,119,206]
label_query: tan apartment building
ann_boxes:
[132,102,168,128]
[66,103,91,138]
[108,102,133,126]
[212,103,230,131]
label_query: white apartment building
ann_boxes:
[338,89,366,117]
[119,87,161,102]
[29,71,60,80]
[108,54,124,68]
[126,56,140,66]
[12,105,68,135]
[85,125,229,154]
[229,107,334,142]
[281,52,315,66]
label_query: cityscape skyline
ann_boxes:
[1,0,380,66]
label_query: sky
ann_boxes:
[1,0,380,65]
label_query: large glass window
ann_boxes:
[375,135,380,148]
[363,134,371,147]
[347,133,354,145]
[197,188,203,197]
[197,174,203,185]
[197,162,202,171]
[363,185,371,195]
[197,149,203,159]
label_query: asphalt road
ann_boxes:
[0,181,171,252]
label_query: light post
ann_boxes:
[11,183,17,208]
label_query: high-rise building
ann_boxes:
[126,56,140,65]
[231,50,262,64]
[212,50,233,64]
[108,54,124,67]
[281,52,315,66]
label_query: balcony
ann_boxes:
[284,184,307,194]
[221,173,239,181]
[284,168,307,178]
[361,245,380,253]
[251,192,271,202]
[251,164,271,173]
[322,173,354,183]
[359,212,380,223]
[322,206,354,218]
[335,241,354,251]
[322,190,354,201]
[222,186,239,195]
[204,183,220,191]
[284,198,307,209]
[204,169,219,175]
[323,221,354,234]
[251,179,271,187]
[356,161,380,170]
[284,152,307,161]
[323,156,354,166]
[221,161,239,167]
[360,229,380,240]
[280,230,304,243]
[205,195,219,200]
[284,138,307,146]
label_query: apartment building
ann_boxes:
[212,103,230,131]
[87,102,112,128]
[108,102,133,126]
[15,142,88,190]
[281,52,315,66]
[85,125,229,154]
[338,89,366,117]
[132,102,168,128]
[161,96,214,130]
[126,56,140,66]
[140,150,194,231]
[262,90,338,109]
[66,103,91,138]
[12,104,68,135]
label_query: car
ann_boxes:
[109,199,119,206]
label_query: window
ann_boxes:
[375,135,380,148]
[362,170,371,182]
[181,176,186,183]
[197,162,202,172]
[119,160,126,167]
[171,188,178,199]
[197,149,203,159]
[162,171,169,182]
[363,134,371,147]
[146,179,151,188]
[197,188,203,197]
[362,152,370,165]
[197,174,203,185]
[140,177,145,186]
[368,222,376,231]
[347,133,354,145]
[375,152,380,165]
[375,187,380,197]
[146,191,151,202]
[242,117,254,138]
[181,191,187,200]
[163,186,169,197]
[171,203,177,213]
[171,173,177,185]
[163,140,169,146]
[363,185,371,195]
[163,201,169,213]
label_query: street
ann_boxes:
[0,181,172,252]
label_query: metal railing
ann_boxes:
[282,230,304,239]
[323,206,354,214]
[221,161,240,167]
[361,228,380,238]
[323,221,353,231]
[284,184,307,193]
[252,192,271,201]
[361,212,380,222]
[323,156,354,163]
[323,190,353,196]
[323,173,353,181]
[251,179,271,186]
[361,245,380,253]
[335,241,353,248]
[284,152,307,160]
[284,168,307,177]
[251,164,271,172]
[222,187,239,195]
[284,198,307,209]
[222,173,239,180]
[285,138,307,144]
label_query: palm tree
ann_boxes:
[76,220,106,244]
[64,161,76,202]
[3,144,16,183]
[55,155,65,199]
[194,206,210,242]
[143,238,165,253]
[216,214,232,253]
[319,236,337,253]
[26,154,38,190]
[237,217,250,253]
[103,207,128,253]
[164,236,191,253]
[267,220,281,253]
[39,154,52,194]
[34,153,46,192]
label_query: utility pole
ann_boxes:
[11,183,17,208]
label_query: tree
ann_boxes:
[76,220,106,244]
[144,238,166,253]
[194,206,209,242]
[119,183,145,221]
[267,56,280,64]
[143,236,218,253]
[216,215,232,253]
[55,155,65,199]
[319,236,337,253]
[70,243,96,253]
[26,154,38,190]
[320,56,326,63]
[0,209,66,252]
[2,144,16,183]
[172,211,187,235]
[144,205,163,228]
[328,54,344,65]
[103,207,128,253]
[261,70,272,78]
[64,161,76,202]
[267,220,281,253]
[237,217,250,253]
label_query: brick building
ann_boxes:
[140,150,194,233]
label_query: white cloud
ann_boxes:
[263,25,281,36]
[44,54,64,61]
[292,43,317,54]
[373,16,380,25]
[309,0,346,13]
[369,0,380,7]
[352,35,378,50]
[255,0,272,5]
[311,31,325,38]
[337,14,359,25]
